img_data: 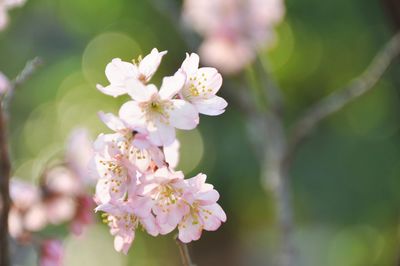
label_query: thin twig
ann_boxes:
[2,57,43,111]
[175,237,195,266]
[286,32,400,165]
[0,57,42,266]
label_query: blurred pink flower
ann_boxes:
[8,179,47,241]
[39,239,63,266]
[70,195,94,235]
[0,0,27,31]
[183,0,285,74]
[0,72,9,95]
[66,128,94,184]
[97,48,167,97]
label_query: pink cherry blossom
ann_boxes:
[39,239,63,266]
[183,0,285,74]
[119,71,199,146]
[178,173,226,243]
[97,48,167,97]
[179,53,227,115]
[96,198,158,254]
[137,167,189,234]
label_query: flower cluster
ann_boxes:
[0,0,26,31]
[183,0,285,74]
[9,129,94,266]
[94,48,227,254]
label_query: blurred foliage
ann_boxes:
[1,0,400,265]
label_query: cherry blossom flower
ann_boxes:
[96,198,158,254]
[137,167,189,234]
[0,0,27,31]
[178,173,226,243]
[97,48,167,97]
[39,239,63,266]
[183,0,285,74]
[179,53,227,115]
[119,71,199,146]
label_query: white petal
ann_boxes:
[119,101,146,128]
[193,96,227,116]
[105,58,138,85]
[159,70,186,100]
[163,139,180,169]
[126,81,157,102]
[169,100,199,130]
[181,53,199,77]
[148,122,176,146]
[198,67,223,95]
[98,111,127,132]
[139,48,167,81]
[96,84,127,98]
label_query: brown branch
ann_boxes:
[0,57,42,266]
[286,32,400,165]
[0,106,11,266]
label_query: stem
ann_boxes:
[0,106,11,266]
[175,238,195,266]
[286,32,400,164]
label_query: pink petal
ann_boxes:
[197,189,220,205]
[178,216,202,243]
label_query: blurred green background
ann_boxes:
[2,0,400,265]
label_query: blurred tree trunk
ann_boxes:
[381,0,400,29]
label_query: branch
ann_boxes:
[286,32,400,161]
[0,106,11,266]
[175,237,195,266]
[0,57,42,266]
[254,57,284,115]
[2,57,43,110]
